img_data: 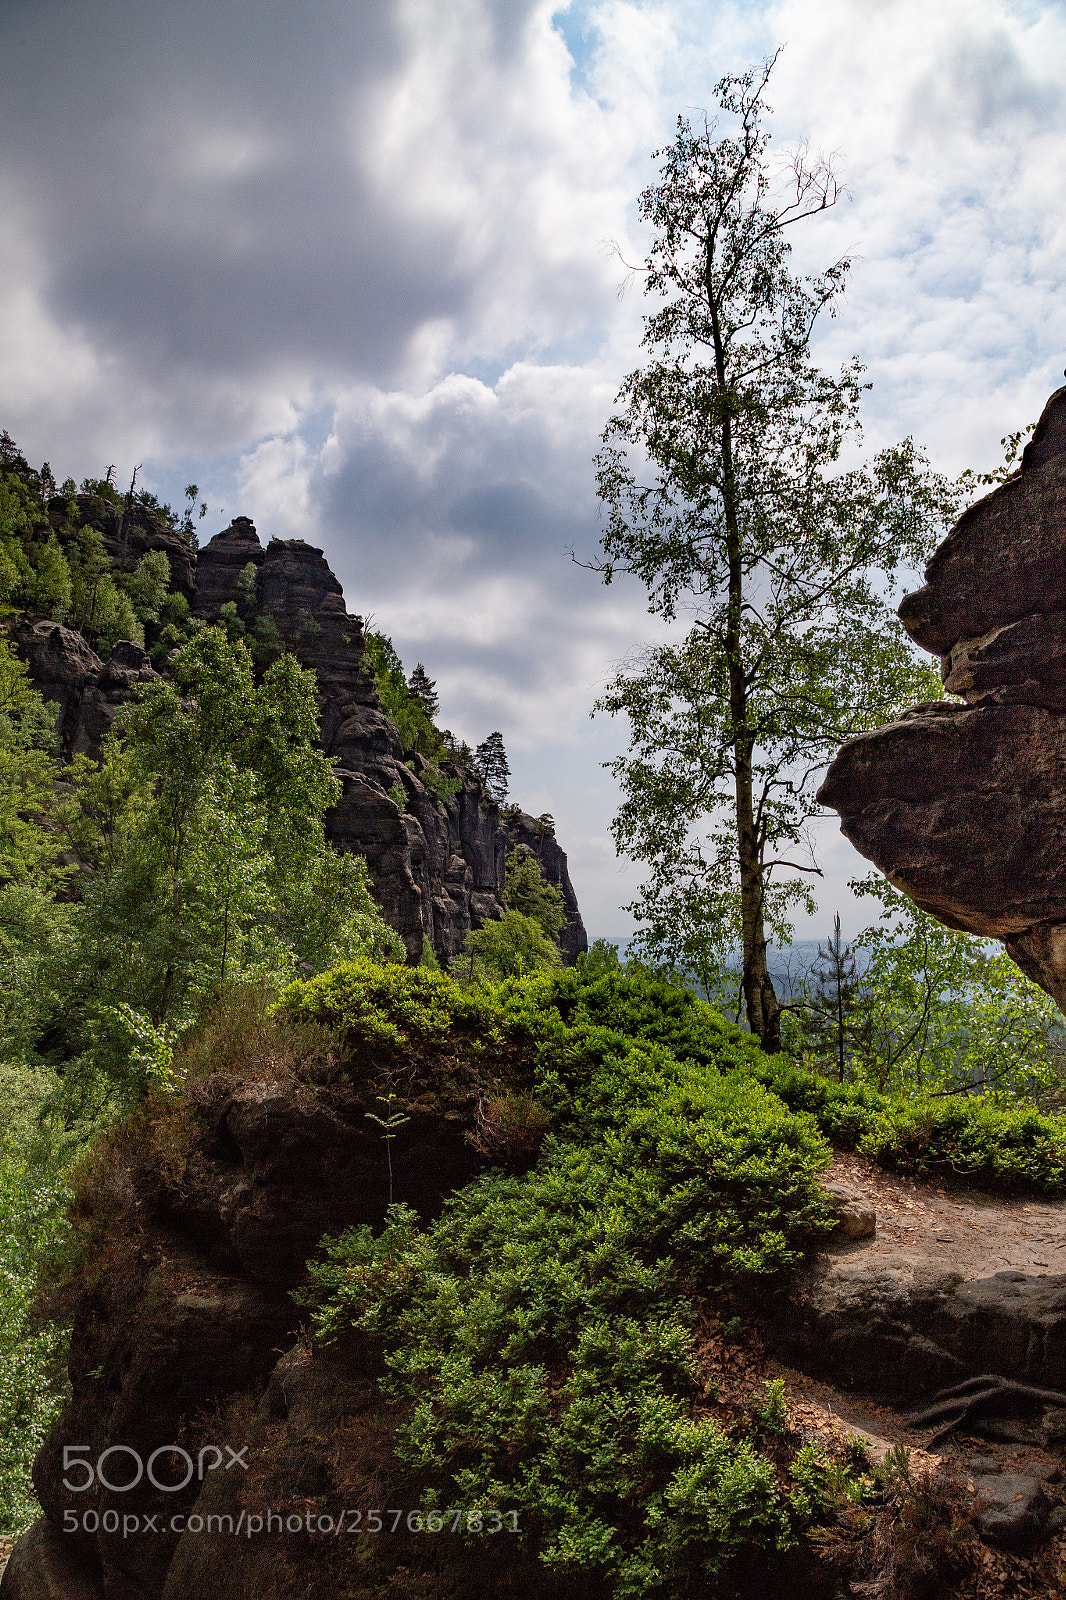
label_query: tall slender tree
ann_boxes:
[593,59,956,1049]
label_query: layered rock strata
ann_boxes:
[18,515,586,966]
[818,384,1066,1008]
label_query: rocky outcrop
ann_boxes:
[17,513,587,967]
[15,622,157,758]
[505,810,586,963]
[768,1253,1066,1402]
[0,1014,546,1600]
[818,384,1066,1008]
[48,494,197,600]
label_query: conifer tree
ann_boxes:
[802,914,867,1082]
[407,663,439,721]
[474,731,509,804]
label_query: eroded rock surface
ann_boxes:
[15,622,157,759]
[818,384,1066,1007]
[16,513,587,967]
[0,1018,551,1600]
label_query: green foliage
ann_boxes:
[406,663,439,720]
[0,1059,83,1534]
[528,965,1066,1194]
[37,630,402,1093]
[787,1440,867,1521]
[784,878,1062,1100]
[530,963,769,1079]
[749,1055,1066,1191]
[473,730,509,803]
[23,533,72,622]
[466,910,563,980]
[858,1095,1066,1191]
[309,1193,792,1595]
[504,846,566,940]
[120,548,171,627]
[960,423,1035,490]
[0,639,63,887]
[364,631,443,758]
[293,959,1066,1593]
[0,1132,69,1533]
[279,958,514,1076]
[63,525,141,654]
[364,631,462,802]
[302,964,840,1592]
[577,938,624,975]
[415,760,461,802]
[593,64,958,1048]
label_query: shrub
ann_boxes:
[302,966,838,1594]
[466,910,563,980]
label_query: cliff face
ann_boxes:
[0,1009,544,1600]
[20,514,587,965]
[818,385,1066,1008]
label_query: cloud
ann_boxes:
[4,0,1066,935]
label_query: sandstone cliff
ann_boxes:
[17,513,587,966]
[818,385,1066,1010]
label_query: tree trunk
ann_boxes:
[709,275,781,1055]
[734,736,781,1051]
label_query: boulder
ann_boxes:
[766,1255,1066,1401]
[0,1517,104,1599]
[818,383,1066,1010]
[821,1180,876,1240]
[973,1473,1051,1547]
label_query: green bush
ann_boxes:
[307,1134,812,1594]
[531,966,1066,1195]
[857,1094,1066,1190]
[302,965,838,1593]
[466,910,563,980]
[750,1053,1066,1191]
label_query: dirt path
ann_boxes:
[826,1152,1066,1279]
[753,1154,1066,1489]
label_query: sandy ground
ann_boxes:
[825,1151,1066,1280]
[758,1154,1066,1484]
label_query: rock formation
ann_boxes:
[18,513,587,966]
[48,492,197,601]
[818,384,1066,1009]
[0,1007,550,1600]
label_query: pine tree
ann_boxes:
[407,663,439,721]
[474,731,509,804]
[802,914,867,1082]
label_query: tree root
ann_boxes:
[908,1374,1066,1450]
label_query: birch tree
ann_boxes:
[593,60,956,1049]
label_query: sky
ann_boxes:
[3,0,1066,941]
